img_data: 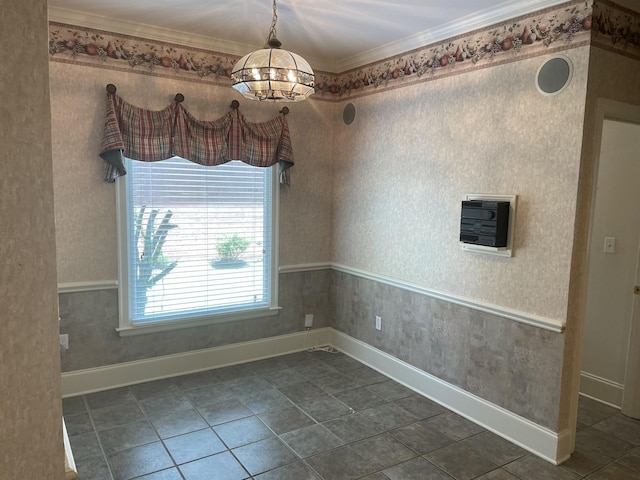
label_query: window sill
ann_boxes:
[116,306,281,337]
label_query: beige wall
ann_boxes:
[50,62,335,284]
[332,48,590,321]
[0,0,64,477]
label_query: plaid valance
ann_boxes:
[99,92,294,183]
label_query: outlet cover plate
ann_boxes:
[304,314,314,328]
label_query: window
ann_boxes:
[116,157,279,335]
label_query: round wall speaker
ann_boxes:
[343,103,356,125]
[536,55,573,96]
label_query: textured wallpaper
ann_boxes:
[1,0,64,477]
[49,63,335,283]
[332,271,565,429]
[331,47,590,321]
[59,270,332,372]
[51,45,591,322]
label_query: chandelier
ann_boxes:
[231,0,315,102]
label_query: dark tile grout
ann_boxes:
[83,394,119,480]
[64,350,640,480]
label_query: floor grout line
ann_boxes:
[64,352,640,480]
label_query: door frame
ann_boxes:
[622,241,640,417]
[586,98,640,417]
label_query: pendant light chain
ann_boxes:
[265,0,278,45]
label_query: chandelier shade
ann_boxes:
[231,42,315,102]
[230,0,315,102]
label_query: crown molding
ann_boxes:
[47,6,338,73]
[48,7,251,56]
[335,0,571,72]
[49,0,577,74]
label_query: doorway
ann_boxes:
[581,104,640,416]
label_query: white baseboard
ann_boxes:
[62,419,77,479]
[580,371,624,408]
[330,330,570,464]
[61,328,331,397]
[61,326,568,464]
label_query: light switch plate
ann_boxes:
[604,237,616,254]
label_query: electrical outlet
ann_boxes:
[59,334,69,351]
[304,314,314,328]
[375,315,382,331]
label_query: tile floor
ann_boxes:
[63,349,640,480]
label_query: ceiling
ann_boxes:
[47,0,640,72]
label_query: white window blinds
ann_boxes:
[119,157,275,326]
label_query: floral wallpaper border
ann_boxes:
[318,0,593,99]
[48,0,640,102]
[591,0,640,56]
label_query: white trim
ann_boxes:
[116,174,129,330]
[580,371,624,408]
[279,263,333,274]
[597,98,640,125]
[115,161,280,335]
[116,306,282,337]
[60,326,567,463]
[58,281,118,293]
[270,166,281,322]
[589,99,640,418]
[335,0,569,72]
[57,264,565,333]
[48,7,252,58]
[49,1,569,75]
[330,330,570,464]
[54,266,327,294]
[62,419,77,479]
[535,54,574,97]
[556,429,574,464]
[330,263,565,333]
[47,7,336,73]
[61,328,332,397]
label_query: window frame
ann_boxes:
[115,158,280,336]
